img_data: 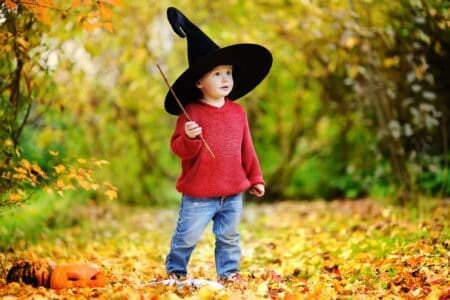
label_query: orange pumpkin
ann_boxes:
[49,263,106,289]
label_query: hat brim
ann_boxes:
[164,43,272,115]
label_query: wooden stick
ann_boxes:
[157,64,216,159]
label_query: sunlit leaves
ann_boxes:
[48,158,118,200]
[4,0,54,24]
[3,0,120,30]
[72,0,121,32]
[1,156,117,205]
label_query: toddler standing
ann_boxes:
[163,7,272,283]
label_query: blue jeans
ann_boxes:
[165,193,243,279]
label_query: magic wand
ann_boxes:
[156,64,216,159]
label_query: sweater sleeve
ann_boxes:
[241,113,265,186]
[170,114,202,160]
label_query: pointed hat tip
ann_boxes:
[167,7,187,38]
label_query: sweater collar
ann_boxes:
[197,98,232,112]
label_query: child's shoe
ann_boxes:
[160,272,185,286]
[167,272,186,281]
[218,272,247,286]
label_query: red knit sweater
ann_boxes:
[171,99,264,197]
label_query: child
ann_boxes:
[163,7,272,283]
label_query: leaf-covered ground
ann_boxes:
[1,199,449,299]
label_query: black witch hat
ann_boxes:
[164,7,272,115]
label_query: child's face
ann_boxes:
[196,65,233,102]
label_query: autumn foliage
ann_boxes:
[4,0,119,30]
[0,200,448,299]
[1,0,120,205]
[1,0,449,206]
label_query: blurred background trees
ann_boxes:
[1,0,449,208]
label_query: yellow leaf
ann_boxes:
[347,65,360,79]
[20,159,32,170]
[434,41,443,55]
[78,179,91,190]
[256,282,268,296]
[105,189,118,200]
[32,164,47,178]
[12,173,27,181]
[65,184,76,190]
[56,179,65,188]
[54,164,66,174]
[383,56,400,68]
[3,138,13,147]
[77,158,87,164]
[198,286,217,300]
[49,150,59,156]
[414,63,427,80]
[94,160,109,167]
[14,167,28,175]
[341,36,359,49]
[16,37,29,49]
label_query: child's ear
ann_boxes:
[195,81,202,89]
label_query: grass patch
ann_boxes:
[0,191,88,251]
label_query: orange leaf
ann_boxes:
[8,193,23,202]
[83,22,101,32]
[439,288,450,300]
[284,293,301,300]
[99,0,121,6]
[72,0,91,8]
[406,255,422,268]
[426,277,445,285]
[23,0,54,25]
[99,4,112,18]
[72,0,82,8]
[5,0,17,10]
[102,22,113,32]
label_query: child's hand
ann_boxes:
[185,121,202,139]
[249,183,265,197]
